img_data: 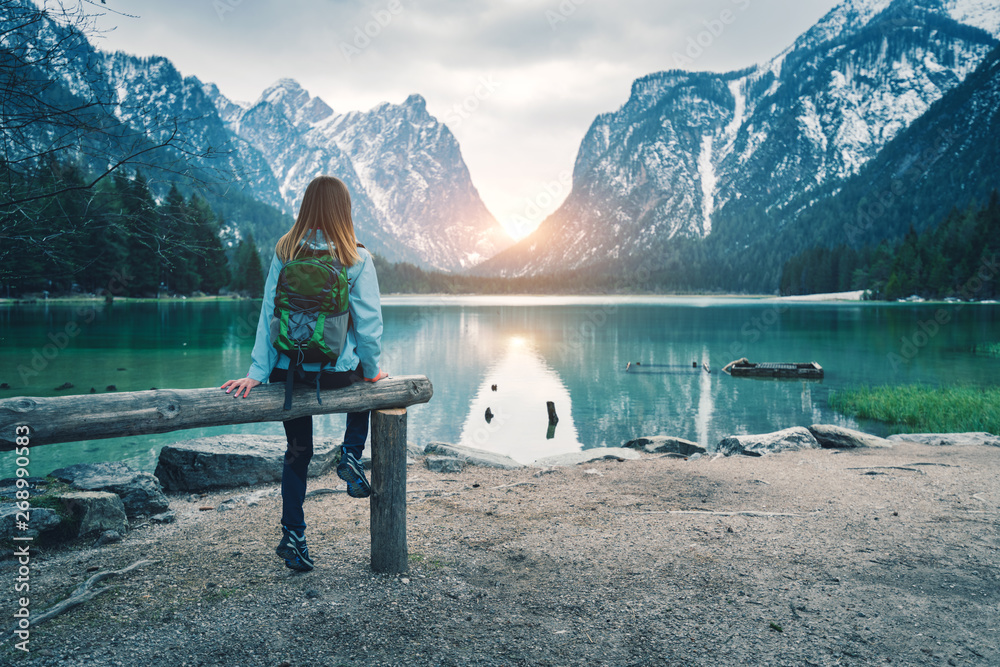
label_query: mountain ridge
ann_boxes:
[1,0,510,274]
[206,79,512,271]
[477,0,1000,289]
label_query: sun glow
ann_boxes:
[499,217,539,242]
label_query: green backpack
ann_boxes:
[270,254,350,409]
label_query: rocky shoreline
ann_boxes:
[5,425,996,550]
[1,428,998,665]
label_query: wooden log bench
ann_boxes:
[0,375,433,574]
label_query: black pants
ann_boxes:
[269,366,369,532]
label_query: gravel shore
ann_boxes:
[2,441,998,666]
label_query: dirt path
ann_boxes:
[2,441,998,666]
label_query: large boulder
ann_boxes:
[533,447,641,467]
[0,476,50,503]
[623,435,706,456]
[0,504,63,541]
[807,424,894,449]
[887,432,1000,447]
[155,435,339,493]
[425,456,464,473]
[59,491,128,536]
[423,442,524,470]
[717,427,820,457]
[49,461,169,518]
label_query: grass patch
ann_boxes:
[408,552,447,568]
[202,586,239,603]
[829,384,1000,433]
[0,480,81,551]
[973,342,1000,358]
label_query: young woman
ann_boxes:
[221,175,386,572]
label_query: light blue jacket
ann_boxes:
[247,244,382,383]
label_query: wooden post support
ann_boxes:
[370,408,408,574]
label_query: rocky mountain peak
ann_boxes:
[402,93,428,114]
[478,0,1000,284]
[208,79,510,271]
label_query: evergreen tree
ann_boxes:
[780,196,1000,301]
[77,177,130,295]
[120,172,162,296]
[161,184,201,294]
[190,196,231,294]
[232,232,265,298]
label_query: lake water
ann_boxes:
[1,296,997,478]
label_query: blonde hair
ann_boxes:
[276,176,361,267]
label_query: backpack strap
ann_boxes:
[283,355,325,410]
[283,349,309,411]
[283,356,297,411]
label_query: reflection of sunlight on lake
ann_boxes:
[458,335,581,464]
[695,346,714,449]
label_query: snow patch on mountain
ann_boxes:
[946,0,1000,37]
[478,0,1000,279]
[793,0,894,51]
[209,80,511,271]
[697,135,717,235]
[724,78,747,143]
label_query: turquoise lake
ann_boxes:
[1,296,997,478]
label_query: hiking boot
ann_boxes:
[275,526,314,572]
[337,448,371,499]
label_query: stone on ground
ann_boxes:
[59,491,128,536]
[533,447,641,467]
[717,427,820,457]
[807,424,894,449]
[623,435,706,456]
[424,442,524,469]
[155,435,339,492]
[50,461,169,518]
[0,504,63,540]
[425,456,465,473]
[887,432,1000,447]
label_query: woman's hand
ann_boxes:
[221,377,261,398]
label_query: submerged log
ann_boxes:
[546,401,559,425]
[0,375,433,449]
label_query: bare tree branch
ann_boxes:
[0,0,233,209]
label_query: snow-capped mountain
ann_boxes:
[103,53,288,214]
[777,38,1000,253]
[206,80,512,271]
[1,0,508,273]
[480,0,1000,287]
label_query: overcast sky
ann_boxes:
[93,0,841,239]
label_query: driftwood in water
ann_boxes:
[0,375,432,449]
